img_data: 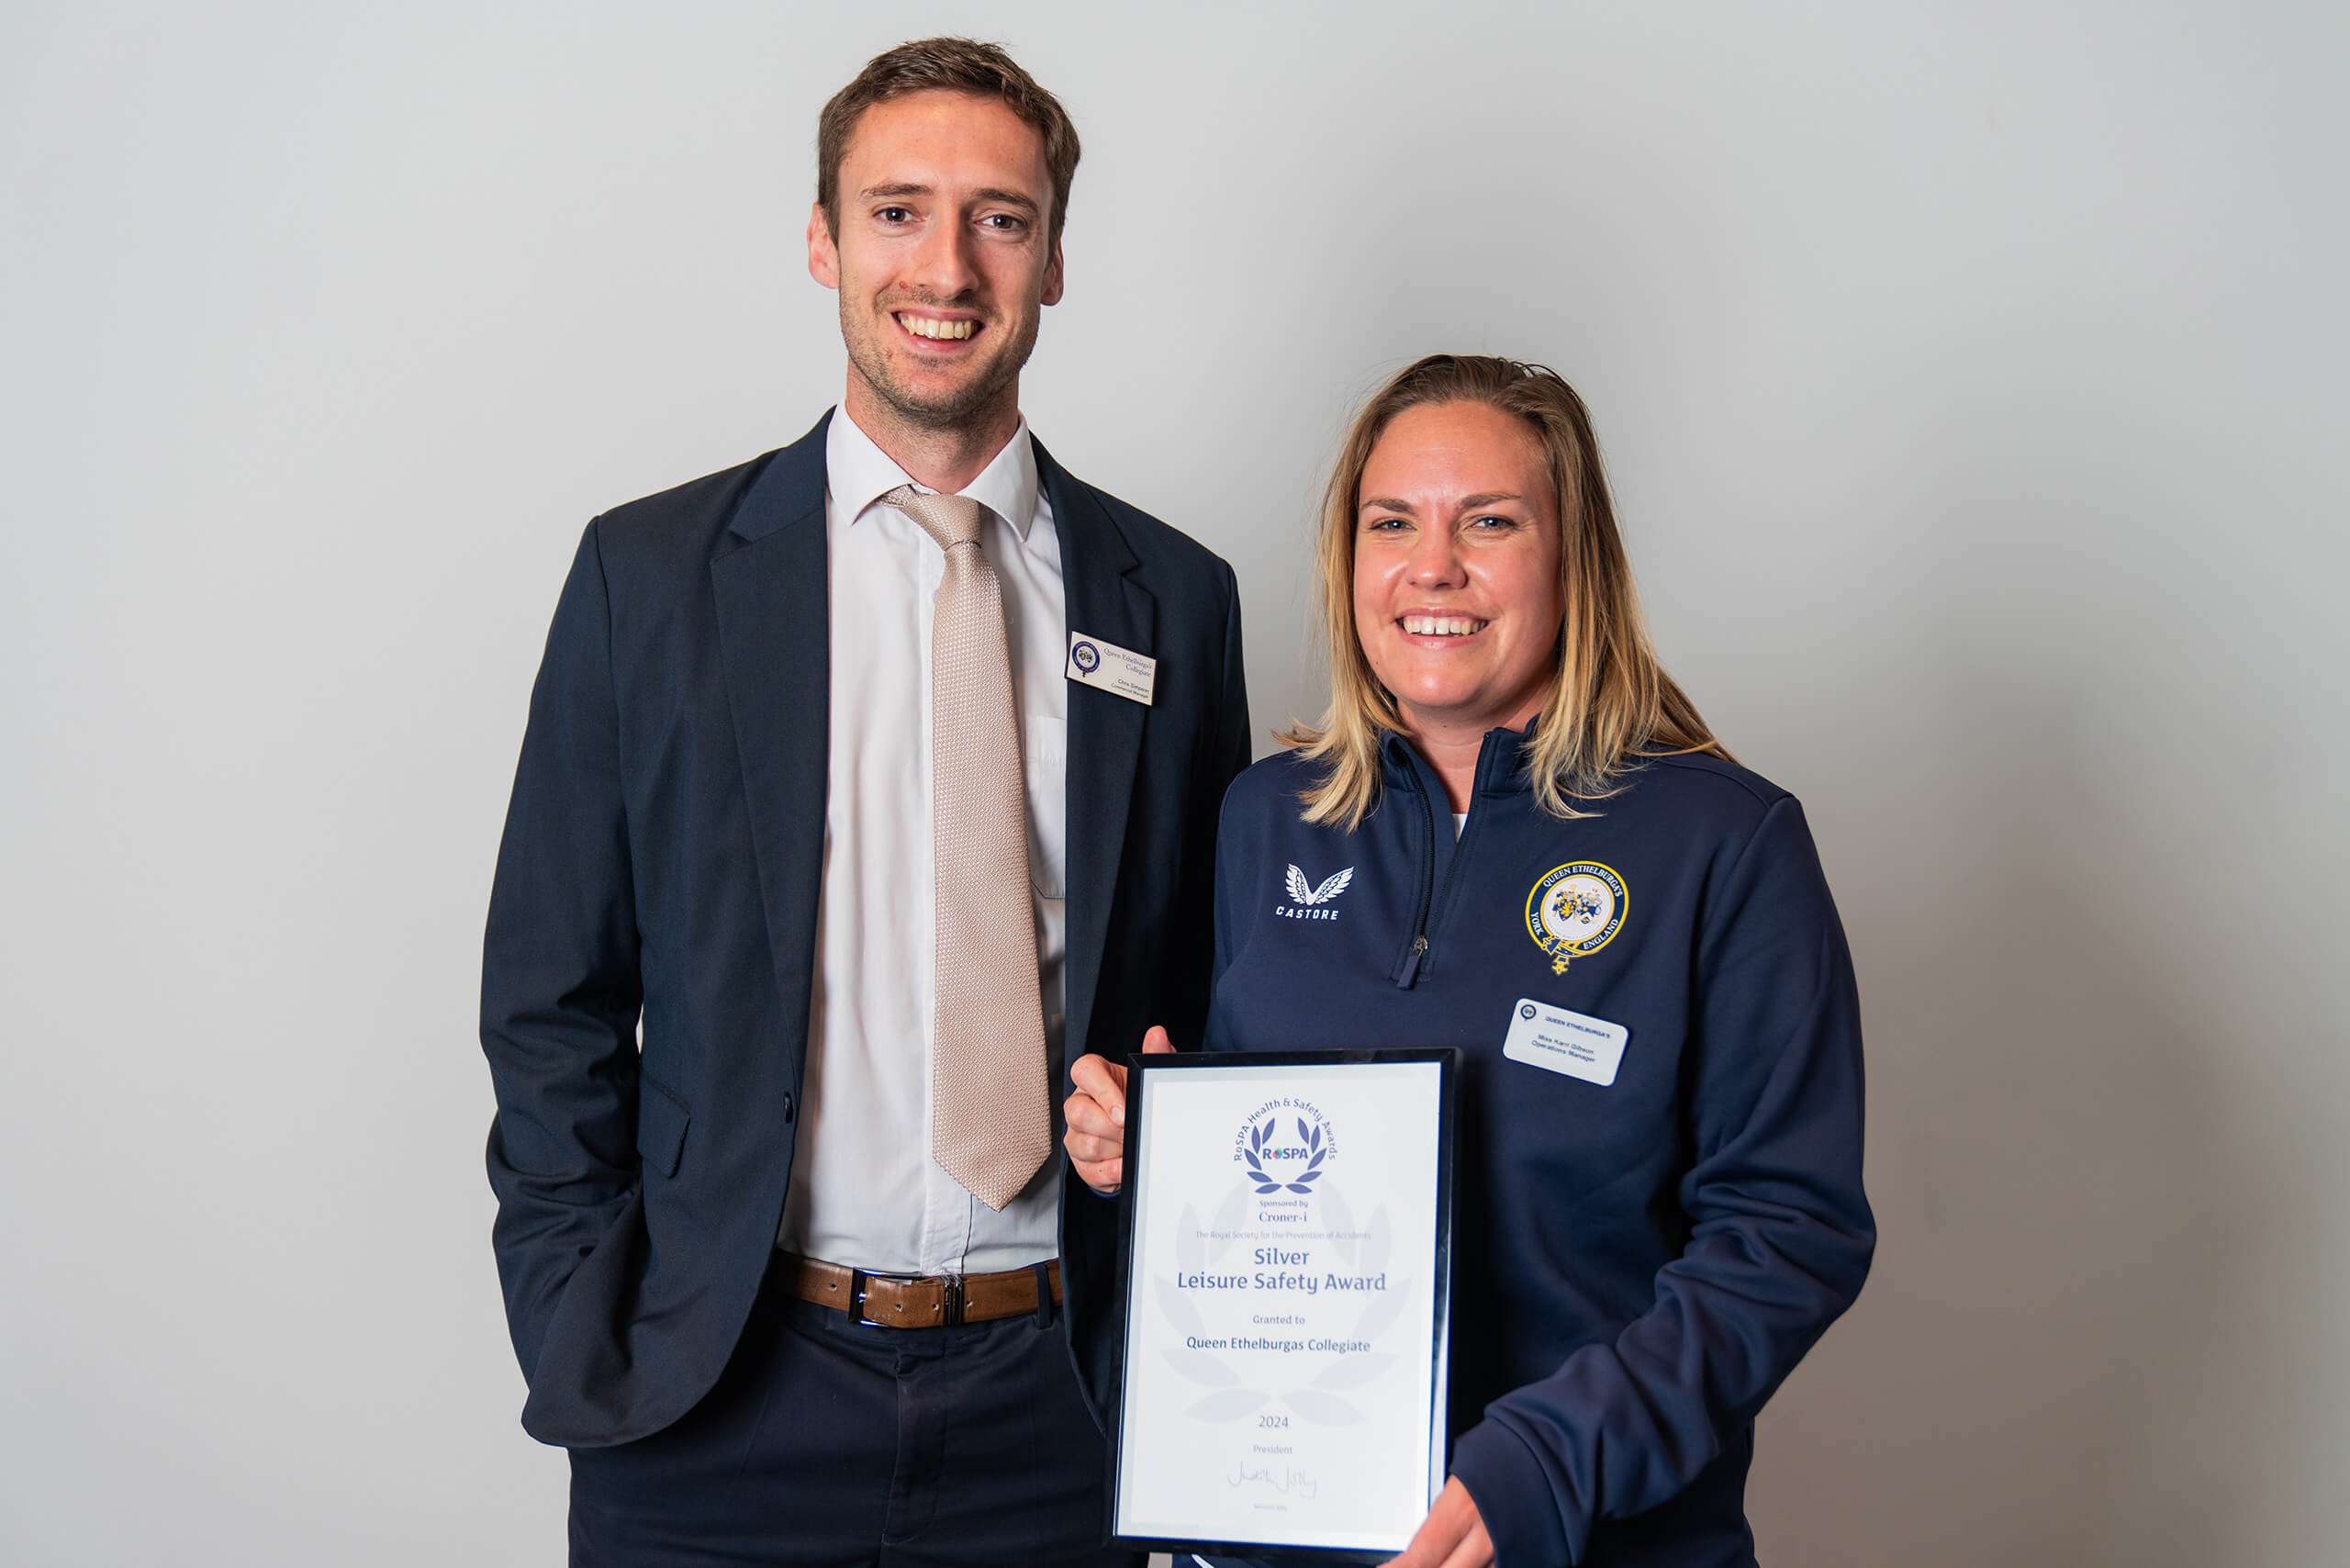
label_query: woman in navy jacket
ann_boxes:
[1066,355,1873,1568]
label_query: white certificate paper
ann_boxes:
[1109,1054,1454,1559]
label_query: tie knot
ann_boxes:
[885,485,988,552]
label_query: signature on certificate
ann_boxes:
[1226,1462,1320,1500]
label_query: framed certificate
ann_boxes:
[1105,1050,1458,1562]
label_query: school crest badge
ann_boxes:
[1526,862,1628,973]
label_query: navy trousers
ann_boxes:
[568,1265,1141,1568]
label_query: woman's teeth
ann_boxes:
[1402,615,1487,636]
[901,316,975,340]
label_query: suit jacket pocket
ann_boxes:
[636,1072,691,1178]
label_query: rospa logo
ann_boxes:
[1233,1099,1335,1195]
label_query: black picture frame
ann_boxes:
[1102,1048,1459,1564]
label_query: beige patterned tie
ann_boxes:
[887,485,1053,1211]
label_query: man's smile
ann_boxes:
[894,309,980,342]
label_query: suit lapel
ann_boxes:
[711,415,833,1027]
[1038,439,1155,1063]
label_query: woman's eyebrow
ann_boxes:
[1359,490,1526,516]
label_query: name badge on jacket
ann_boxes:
[1503,999,1628,1087]
[1067,631,1154,705]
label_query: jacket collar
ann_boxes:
[722,414,1136,573]
[724,411,832,546]
[1379,714,1541,799]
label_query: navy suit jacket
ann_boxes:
[481,413,1249,1447]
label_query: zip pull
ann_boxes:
[1396,934,1428,990]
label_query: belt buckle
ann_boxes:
[846,1268,890,1327]
[847,1268,963,1328]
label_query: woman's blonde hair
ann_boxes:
[1281,354,1729,828]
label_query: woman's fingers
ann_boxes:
[1378,1479,1492,1568]
[1062,1032,1176,1196]
[1063,1120,1121,1168]
[1064,1135,1122,1193]
[1069,1052,1130,1125]
[1063,1052,1133,1193]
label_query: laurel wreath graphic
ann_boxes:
[1241,1115,1328,1195]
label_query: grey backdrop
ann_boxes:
[4,3,2344,1563]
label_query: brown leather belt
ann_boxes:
[781,1253,1062,1328]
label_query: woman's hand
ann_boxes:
[1381,1478,1493,1568]
[1062,1025,1174,1194]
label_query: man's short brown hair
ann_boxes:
[816,38,1081,248]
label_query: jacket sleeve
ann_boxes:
[1200,788,1249,1055]
[478,520,644,1380]
[1213,559,1253,812]
[1172,559,1252,1054]
[1449,796,1875,1566]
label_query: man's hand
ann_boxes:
[1381,1478,1493,1568]
[1062,1025,1175,1193]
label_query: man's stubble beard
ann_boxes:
[843,300,1041,436]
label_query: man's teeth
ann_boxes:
[1403,615,1487,636]
[901,316,975,341]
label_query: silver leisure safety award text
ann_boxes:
[1110,1055,1453,1559]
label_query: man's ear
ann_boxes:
[808,202,840,290]
[1040,238,1065,308]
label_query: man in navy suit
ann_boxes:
[480,38,1249,1566]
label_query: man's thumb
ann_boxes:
[1141,1025,1176,1055]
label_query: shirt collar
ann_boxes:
[825,404,1041,542]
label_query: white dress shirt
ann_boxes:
[777,407,1067,1276]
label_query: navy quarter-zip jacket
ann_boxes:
[1203,728,1874,1568]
